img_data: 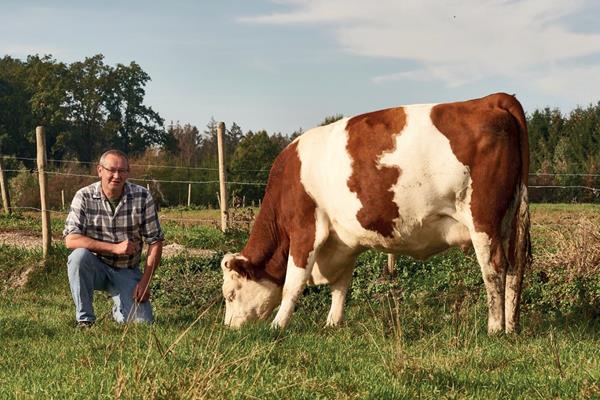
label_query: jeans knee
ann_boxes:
[67,248,95,274]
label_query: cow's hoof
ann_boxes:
[270,319,287,330]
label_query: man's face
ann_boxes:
[97,154,129,196]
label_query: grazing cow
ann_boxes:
[221,93,532,334]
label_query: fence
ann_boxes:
[1,125,599,260]
[0,124,261,256]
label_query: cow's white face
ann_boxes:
[221,253,282,328]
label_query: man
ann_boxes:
[64,149,164,327]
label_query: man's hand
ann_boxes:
[113,240,138,256]
[133,278,151,303]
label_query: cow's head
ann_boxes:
[221,253,282,328]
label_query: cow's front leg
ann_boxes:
[271,258,313,329]
[272,211,329,329]
[326,266,354,327]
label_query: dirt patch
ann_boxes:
[161,243,216,258]
[0,231,215,258]
[5,265,36,290]
[0,231,44,249]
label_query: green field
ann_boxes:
[0,205,598,399]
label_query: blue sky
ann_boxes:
[2,0,600,135]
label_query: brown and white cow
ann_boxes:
[221,93,532,334]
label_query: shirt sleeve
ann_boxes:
[63,190,87,237]
[140,191,164,244]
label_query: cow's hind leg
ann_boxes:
[326,265,354,327]
[470,230,507,334]
[504,260,524,333]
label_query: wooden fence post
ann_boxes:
[217,122,228,232]
[0,159,11,214]
[61,189,65,210]
[384,254,396,277]
[188,183,192,207]
[36,126,51,258]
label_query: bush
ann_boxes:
[526,217,600,317]
[9,164,95,210]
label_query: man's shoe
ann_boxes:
[77,320,94,329]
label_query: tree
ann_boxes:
[0,56,32,158]
[24,55,70,161]
[104,62,165,155]
[229,131,290,203]
[165,122,201,166]
[319,114,344,126]
[61,54,112,162]
[226,122,243,159]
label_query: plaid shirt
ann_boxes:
[63,181,164,269]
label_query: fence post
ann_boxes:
[384,254,396,277]
[188,183,192,207]
[61,189,65,210]
[217,122,228,232]
[36,126,51,258]
[0,159,11,214]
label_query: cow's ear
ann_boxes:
[221,253,237,271]
[229,257,256,280]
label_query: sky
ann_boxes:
[2,0,600,135]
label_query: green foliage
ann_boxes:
[8,169,39,208]
[0,242,599,399]
[0,205,599,398]
[163,223,248,252]
[228,130,290,203]
[319,113,344,126]
[527,103,600,203]
[152,252,224,309]
[0,54,166,164]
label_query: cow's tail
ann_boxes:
[500,94,532,332]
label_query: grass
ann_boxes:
[0,204,599,399]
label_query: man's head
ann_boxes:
[97,150,129,198]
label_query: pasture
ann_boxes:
[0,204,598,399]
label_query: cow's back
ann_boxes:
[295,98,514,258]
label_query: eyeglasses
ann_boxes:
[100,165,129,175]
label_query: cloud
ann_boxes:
[241,0,600,96]
[533,64,600,105]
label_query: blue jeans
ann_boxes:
[67,248,153,323]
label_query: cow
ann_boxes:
[221,93,532,334]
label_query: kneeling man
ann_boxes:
[63,149,164,327]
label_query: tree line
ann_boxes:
[1,54,599,207]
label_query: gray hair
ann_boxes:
[99,149,129,169]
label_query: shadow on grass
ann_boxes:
[0,316,60,340]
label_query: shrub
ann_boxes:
[526,217,600,317]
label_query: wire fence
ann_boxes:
[1,154,599,215]
[0,154,271,211]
